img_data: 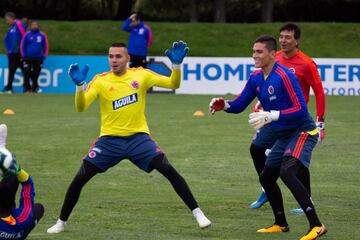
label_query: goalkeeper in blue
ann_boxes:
[209,36,327,240]
[47,41,211,234]
[0,124,45,240]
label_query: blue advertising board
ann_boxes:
[0,55,109,93]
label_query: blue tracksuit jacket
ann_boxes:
[122,18,152,56]
[4,20,26,54]
[20,29,49,59]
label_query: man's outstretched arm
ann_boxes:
[68,64,98,112]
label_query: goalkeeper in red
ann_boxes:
[47,41,211,234]
[209,36,326,240]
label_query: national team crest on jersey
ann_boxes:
[130,80,140,90]
[89,151,96,158]
[37,36,42,43]
[268,85,274,94]
[112,93,138,110]
[289,67,296,74]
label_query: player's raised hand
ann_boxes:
[6,155,21,177]
[165,40,189,64]
[248,111,279,129]
[68,63,89,86]
[209,97,229,115]
[0,148,20,177]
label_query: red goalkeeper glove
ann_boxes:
[316,116,325,142]
[209,97,229,115]
[316,121,325,142]
[252,100,263,112]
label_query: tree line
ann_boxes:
[1,0,359,22]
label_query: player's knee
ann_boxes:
[259,171,270,187]
[259,166,279,186]
[151,154,176,178]
[34,203,45,219]
[250,143,265,158]
[280,157,297,182]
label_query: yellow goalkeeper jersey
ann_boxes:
[75,67,181,137]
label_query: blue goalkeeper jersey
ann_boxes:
[226,62,315,130]
[0,177,35,240]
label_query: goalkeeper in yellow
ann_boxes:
[47,41,211,234]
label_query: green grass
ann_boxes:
[0,93,359,239]
[1,21,360,57]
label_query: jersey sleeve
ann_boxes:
[42,32,49,58]
[14,177,35,227]
[307,61,326,121]
[226,78,257,113]
[121,18,132,32]
[20,33,28,58]
[144,24,152,48]
[16,20,26,37]
[144,68,181,90]
[75,76,98,112]
[278,73,308,121]
[4,32,11,53]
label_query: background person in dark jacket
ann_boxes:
[20,20,49,93]
[2,12,26,94]
[122,13,152,68]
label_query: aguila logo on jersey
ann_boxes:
[268,85,274,94]
[112,93,138,110]
[130,80,140,90]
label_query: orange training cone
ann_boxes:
[3,109,15,115]
[193,110,204,117]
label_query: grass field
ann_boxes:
[0,93,359,239]
[1,21,360,57]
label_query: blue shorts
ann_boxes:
[84,133,163,173]
[252,124,277,149]
[265,128,318,168]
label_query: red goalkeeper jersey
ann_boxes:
[275,50,325,121]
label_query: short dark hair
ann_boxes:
[111,43,127,48]
[0,182,15,214]
[279,22,301,40]
[255,35,277,52]
[4,12,16,19]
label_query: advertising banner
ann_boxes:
[1,55,359,95]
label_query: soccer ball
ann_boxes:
[0,147,13,177]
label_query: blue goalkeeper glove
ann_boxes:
[68,63,89,86]
[165,40,189,64]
